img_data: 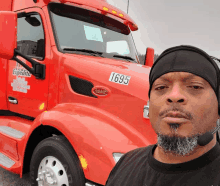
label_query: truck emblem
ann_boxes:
[92,86,109,97]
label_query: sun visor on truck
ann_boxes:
[43,0,138,31]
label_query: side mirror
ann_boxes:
[144,47,154,67]
[0,11,17,59]
[0,11,45,79]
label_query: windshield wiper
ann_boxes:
[113,55,137,63]
[63,48,104,57]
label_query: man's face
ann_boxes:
[149,72,219,155]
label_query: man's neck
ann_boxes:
[153,138,216,164]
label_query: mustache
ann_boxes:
[159,107,193,120]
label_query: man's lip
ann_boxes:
[164,112,188,119]
[163,117,189,123]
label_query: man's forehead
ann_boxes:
[155,72,207,83]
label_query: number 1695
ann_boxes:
[109,72,131,85]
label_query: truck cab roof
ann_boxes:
[1,0,138,31]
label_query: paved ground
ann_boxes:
[0,167,31,186]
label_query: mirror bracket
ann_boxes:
[12,49,45,80]
[17,12,27,18]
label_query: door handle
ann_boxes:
[8,97,18,104]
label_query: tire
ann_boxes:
[30,135,85,186]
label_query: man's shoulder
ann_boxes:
[113,144,155,170]
[123,144,155,160]
[105,144,155,186]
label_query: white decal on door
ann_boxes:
[13,62,31,77]
[11,76,30,93]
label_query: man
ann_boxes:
[105,45,220,186]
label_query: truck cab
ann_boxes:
[0,0,156,185]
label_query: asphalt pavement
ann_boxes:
[0,167,31,186]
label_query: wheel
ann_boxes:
[30,135,85,186]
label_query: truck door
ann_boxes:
[7,8,50,118]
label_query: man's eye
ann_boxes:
[155,86,166,90]
[189,86,203,90]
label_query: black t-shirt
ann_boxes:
[105,142,220,186]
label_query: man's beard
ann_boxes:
[157,124,200,156]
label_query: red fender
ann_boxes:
[40,103,151,184]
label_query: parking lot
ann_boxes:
[0,167,31,186]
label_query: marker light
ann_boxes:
[112,10,117,14]
[79,155,88,169]
[39,103,45,110]
[103,7,109,11]
[119,14,124,17]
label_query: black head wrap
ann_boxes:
[148,45,220,103]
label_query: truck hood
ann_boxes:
[60,53,157,150]
[62,54,151,101]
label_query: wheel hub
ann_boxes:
[36,156,69,186]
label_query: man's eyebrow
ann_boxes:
[157,74,202,82]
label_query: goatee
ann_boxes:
[157,133,200,156]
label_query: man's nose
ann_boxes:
[166,84,186,103]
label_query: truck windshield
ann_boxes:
[48,3,138,63]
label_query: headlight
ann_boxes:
[112,153,124,163]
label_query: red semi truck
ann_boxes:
[0,0,156,185]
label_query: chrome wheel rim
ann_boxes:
[36,156,69,186]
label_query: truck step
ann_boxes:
[0,125,27,161]
[0,152,15,168]
[0,126,25,139]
